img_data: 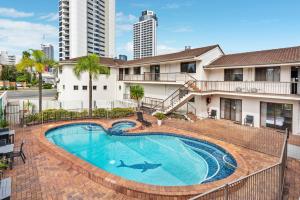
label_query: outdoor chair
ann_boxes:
[136,112,152,127]
[244,115,254,126]
[12,140,26,164]
[208,110,217,119]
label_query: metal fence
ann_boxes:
[196,81,300,96]
[166,118,290,200]
[23,107,136,126]
[165,119,286,157]
[190,131,288,200]
[119,72,195,83]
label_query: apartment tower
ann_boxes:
[41,44,54,60]
[133,10,158,60]
[59,0,115,61]
[0,51,16,66]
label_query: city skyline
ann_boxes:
[0,0,300,61]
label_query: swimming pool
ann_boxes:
[45,122,237,186]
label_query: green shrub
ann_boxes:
[93,108,107,118]
[24,108,135,125]
[0,119,9,128]
[109,108,134,118]
[43,83,53,89]
[8,86,16,90]
[154,112,167,120]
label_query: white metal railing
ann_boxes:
[196,81,300,96]
[119,72,195,83]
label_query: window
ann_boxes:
[103,85,107,90]
[59,67,63,74]
[224,68,243,81]
[260,102,292,131]
[119,85,122,90]
[73,85,78,90]
[93,86,97,90]
[82,86,87,90]
[181,62,196,73]
[125,68,129,75]
[133,67,141,75]
[255,67,280,82]
[62,85,65,90]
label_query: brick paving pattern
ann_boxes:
[1,117,299,199]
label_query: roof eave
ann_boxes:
[205,61,300,69]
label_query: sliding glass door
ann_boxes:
[260,102,292,131]
[220,98,242,123]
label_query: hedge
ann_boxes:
[24,108,135,125]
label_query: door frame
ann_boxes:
[220,97,242,123]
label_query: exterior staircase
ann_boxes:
[151,79,201,116]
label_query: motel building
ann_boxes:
[58,45,300,135]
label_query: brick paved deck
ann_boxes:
[2,116,297,199]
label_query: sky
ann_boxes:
[0,0,300,61]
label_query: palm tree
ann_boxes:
[73,54,110,117]
[17,49,56,113]
[130,85,144,110]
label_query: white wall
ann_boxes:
[58,64,123,108]
[205,65,293,82]
[196,47,224,80]
[195,94,299,134]
[124,83,180,100]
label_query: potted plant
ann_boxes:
[154,112,166,126]
[0,158,8,170]
[130,85,144,111]
[0,119,9,130]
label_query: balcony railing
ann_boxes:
[118,72,195,83]
[196,81,300,96]
[123,94,164,108]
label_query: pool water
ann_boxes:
[46,122,237,186]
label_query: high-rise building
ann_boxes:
[41,44,54,60]
[0,51,16,65]
[59,0,115,61]
[133,10,158,60]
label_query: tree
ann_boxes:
[0,66,17,82]
[17,50,56,113]
[73,54,110,117]
[130,85,144,110]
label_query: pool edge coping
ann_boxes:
[36,119,249,199]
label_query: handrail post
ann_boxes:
[225,184,229,200]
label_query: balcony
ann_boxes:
[119,73,195,84]
[196,81,300,98]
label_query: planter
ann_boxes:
[157,119,162,126]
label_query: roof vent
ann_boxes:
[185,46,191,50]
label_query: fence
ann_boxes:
[189,131,288,200]
[4,99,137,128]
[119,72,195,83]
[165,119,286,157]
[196,81,300,96]
[23,107,136,126]
[164,119,290,200]
[19,99,137,114]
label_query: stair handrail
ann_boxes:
[187,102,196,116]
[151,79,197,112]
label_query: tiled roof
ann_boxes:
[206,46,300,68]
[125,45,220,66]
[60,45,220,67]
